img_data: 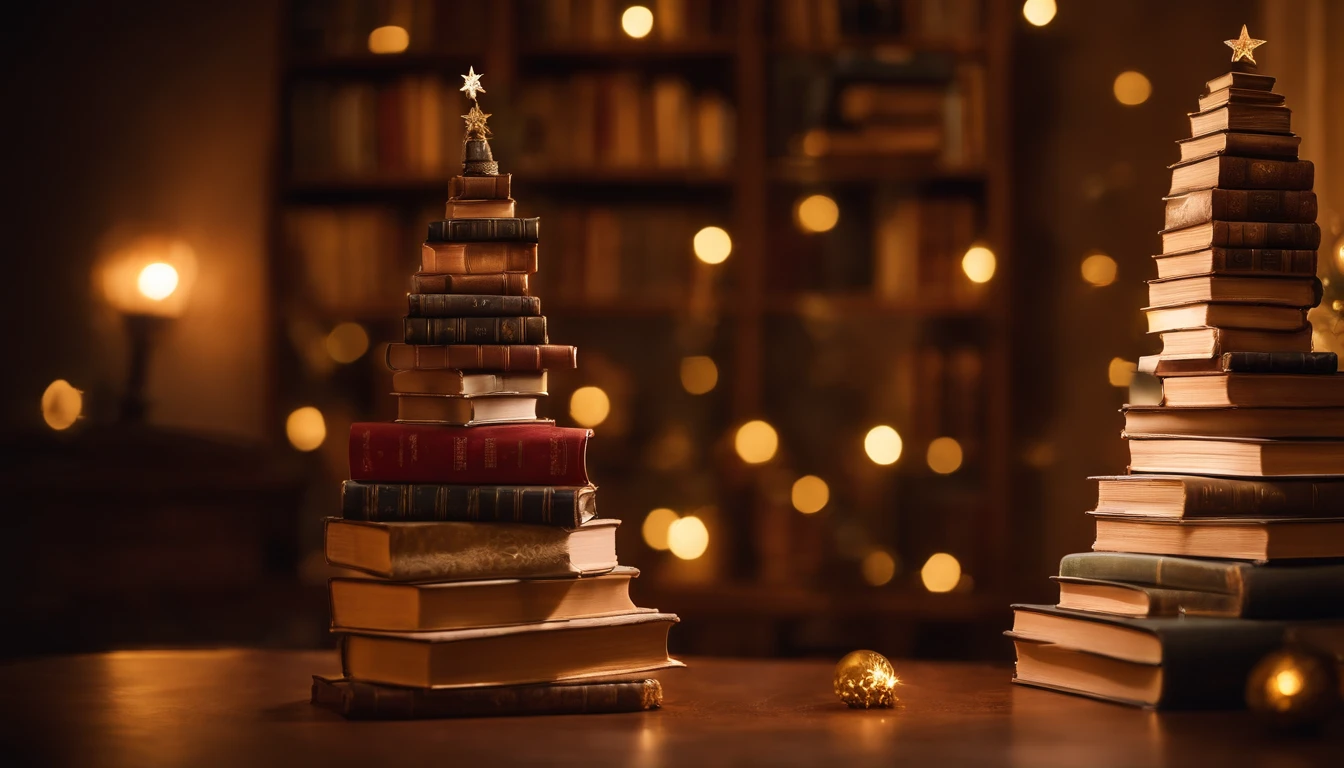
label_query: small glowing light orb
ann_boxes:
[833,650,899,709]
[679,356,718,394]
[795,194,840,233]
[1022,0,1057,26]
[326,322,370,364]
[642,508,679,551]
[861,550,896,586]
[41,379,83,430]
[693,226,732,264]
[1108,357,1137,388]
[621,5,654,39]
[368,25,410,54]
[734,420,778,464]
[569,386,611,427]
[137,262,179,301]
[1080,252,1118,286]
[802,129,828,157]
[667,515,709,559]
[961,245,997,283]
[926,437,964,474]
[1113,71,1152,106]
[286,406,327,452]
[1274,669,1305,698]
[864,425,903,465]
[921,552,961,593]
[791,475,829,514]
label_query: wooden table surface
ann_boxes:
[1,650,1339,767]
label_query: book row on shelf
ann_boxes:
[772,0,984,48]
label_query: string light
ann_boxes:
[861,550,896,586]
[1022,0,1056,26]
[1113,71,1152,106]
[921,553,961,593]
[693,226,732,264]
[961,245,996,283]
[367,25,410,54]
[864,425,903,465]
[667,515,709,560]
[621,6,654,39]
[926,437,964,474]
[641,508,679,551]
[137,262,179,301]
[791,475,829,514]
[286,406,326,451]
[795,194,840,233]
[734,420,778,464]
[41,379,82,430]
[1080,252,1118,286]
[1108,357,1137,388]
[326,322,370,364]
[569,386,611,427]
[679,356,718,394]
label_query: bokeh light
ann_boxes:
[961,245,996,283]
[286,406,327,451]
[137,262,179,301]
[367,25,410,54]
[926,437,964,474]
[1113,71,1152,106]
[693,226,732,264]
[41,379,82,430]
[1081,252,1118,286]
[791,475,829,514]
[864,425,903,465]
[735,420,779,464]
[621,6,654,39]
[569,386,611,427]
[862,550,896,586]
[921,553,961,593]
[642,508,679,551]
[1108,357,1137,388]
[667,515,709,560]
[680,356,718,394]
[326,322,370,364]
[1022,0,1057,26]
[795,194,840,233]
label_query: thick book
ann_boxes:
[1090,474,1344,519]
[1205,71,1276,92]
[385,343,577,371]
[412,272,530,295]
[339,611,682,688]
[1162,189,1316,230]
[1157,326,1312,360]
[1146,275,1320,308]
[420,242,538,274]
[408,294,541,318]
[1152,248,1317,279]
[394,393,541,425]
[1122,405,1344,439]
[1160,221,1322,254]
[1196,87,1285,111]
[1060,552,1344,618]
[1188,104,1291,137]
[1140,352,1337,377]
[312,675,662,720]
[1177,131,1300,164]
[445,199,516,218]
[1160,373,1344,406]
[449,174,512,200]
[1144,304,1307,334]
[1127,437,1344,477]
[312,675,661,720]
[324,518,619,581]
[1092,514,1344,560]
[403,317,549,345]
[1168,156,1314,196]
[390,370,547,396]
[348,422,591,485]
[329,567,637,631]
[340,481,597,526]
[1010,604,1299,708]
[428,218,540,243]
[1053,576,1242,618]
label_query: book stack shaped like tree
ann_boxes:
[1009,36,1344,710]
[311,69,681,721]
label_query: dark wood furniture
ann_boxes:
[3,651,1339,766]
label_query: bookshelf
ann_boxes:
[269,0,1013,657]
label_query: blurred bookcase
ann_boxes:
[270,0,1013,657]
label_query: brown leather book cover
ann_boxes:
[449,174,512,200]
[311,676,662,720]
[385,343,577,371]
[421,242,538,274]
[411,272,530,295]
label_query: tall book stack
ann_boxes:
[1009,33,1344,709]
[311,69,681,720]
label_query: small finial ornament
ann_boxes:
[458,66,497,176]
[1225,24,1266,65]
[462,103,491,139]
[460,66,486,101]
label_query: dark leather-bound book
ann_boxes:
[341,481,596,526]
[407,294,541,317]
[1160,221,1321,254]
[348,421,591,485]
[1152,248,1317,279]
[1176,131,1300,163]
[312,676,662,720]
[385,343,576,371]
[1204,71,1276,92]
[1196,87,1285,111]
[403,316,548,345]
[1169,156,1314,196]
[449,174,512,200]
[428,218,540,243]
[1163,189,1316,230]
[412,272,530,295]
[1188,103,1291,137]
[421,242,538,273]
[1139,351,1337,377]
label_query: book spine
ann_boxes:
[1158,621,1292,709]
[348,422,591,484]
[1209,222,1322,249]
[404,317,549,345]
[1217,157,1315,190]
[1222,351,1338,373]
[1059,552,1240,594]
[1222,133,1298,159]
[1165,190,1317,230]
[407,294,541,317]
[312,676,661,720]
[340,481,592,526]
[427,218,541,242]
[449,174,512,200]
[412,273,530,295]
[1207,248,1318,275]
[1240,564,1344,619]
[445,200,517,218]
[385,343,577,371]
[1182,477,1344,517]
[421,242,539,274]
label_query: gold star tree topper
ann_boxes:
[460,66,485,100]
[462,103,491,139]
[1225,24,1266,64]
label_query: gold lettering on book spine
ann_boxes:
[550,437,566,476]
[484,438,498,468]
[453,437,468,471]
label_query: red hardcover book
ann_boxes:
[349,422,592,484]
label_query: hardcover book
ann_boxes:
[1121,405,1344,439]
[1168,156,1313,196]
[1089,475,1344,519]
[1091,514,1344,559]
[403,316,549,345]
[1152,248,1316,279]
[1139,352,1338,377]
[312,675,662,720]
[449,173,512,200]
[385,343,577,371]
[1162,189,1316,230]
[407,294,541,317]
[393,393,541,425]
[390,369,547,396]
[1176,131,1299,163]
[1143,303,1307,334]
[348,422,591,485]
[420,242,538,274]
[411,272,531,295]
[427,217,540,243]
[340,481,597,526]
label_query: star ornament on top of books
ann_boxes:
[1225,24,1266,65]
[460,66,486,101]
[462,103,491,138]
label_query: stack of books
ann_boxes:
[312,74,681,720]
[1010,61,1344,709]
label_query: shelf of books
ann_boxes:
[270,0,1011,656]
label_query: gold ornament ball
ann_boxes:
[834,650,899,709]
[1245,646,1340,732]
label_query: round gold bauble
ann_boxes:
[833,650,899,709]
[1245,646,1340,732]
